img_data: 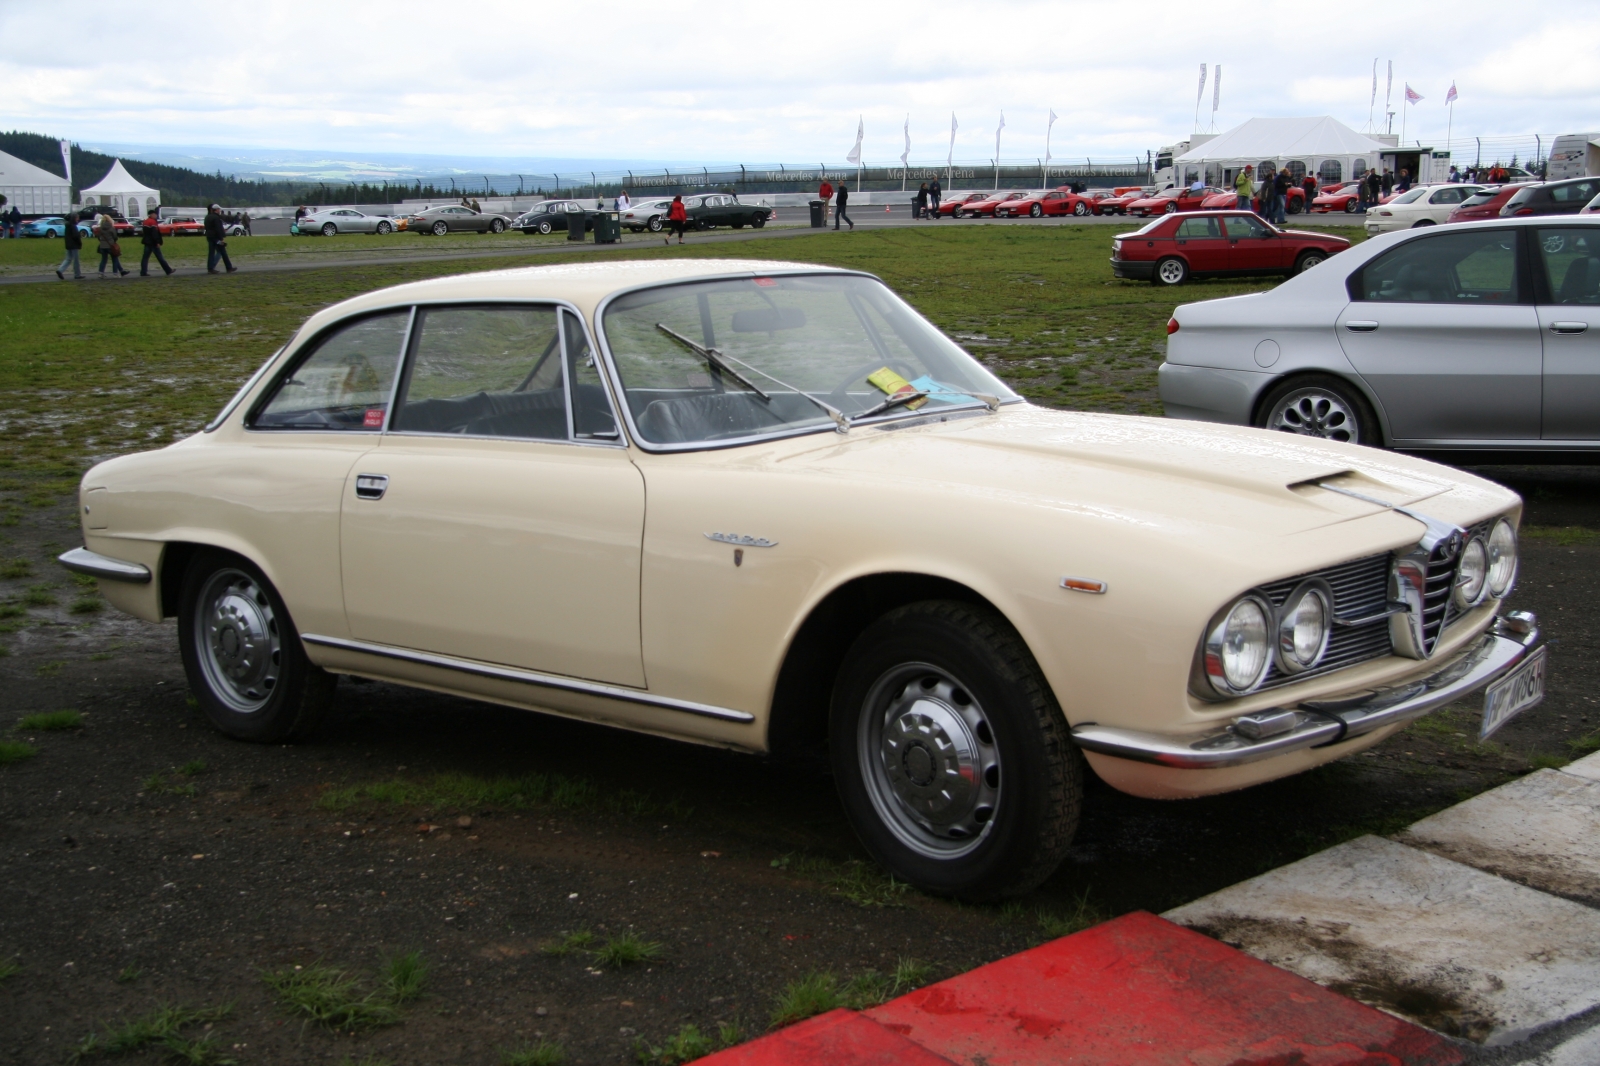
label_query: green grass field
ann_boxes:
[0,224,1358,498]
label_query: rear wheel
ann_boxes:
[1153,256,1189,286]
[830,601,1082,901]
[1256,374,1379,446]
[1288,196,1303,214]
[178,550,335,743]
[1294,250,1328,274]
[321,223,337,236]
[1073,201,1088,216]
[431,220,448,236]
[1411,219,1436,228]
[646,217,662,232]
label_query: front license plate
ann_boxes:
[1480,646,1547,740]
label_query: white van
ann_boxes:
[1548,133,1600,181]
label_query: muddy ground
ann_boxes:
[0,464,1595,1066]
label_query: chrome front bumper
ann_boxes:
[1071,613,1540,769]
[58,547,151,583]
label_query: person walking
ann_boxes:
[665,195,687,244]
[929,177,942,218]
[204,204,236,273]
[834,181,854,230]
[55,214,84,279]
[95,213,129,276]
[913,182,929,220]
[242,210,252,236]
[616,190,631,212]
[1234,165,1254,210]
[1301,173,1318,213]
[819,179,834,223]
[139,209,173,276]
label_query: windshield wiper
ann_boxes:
[657,323,851,433]
[655,324,770,401]
[851,390,927,422]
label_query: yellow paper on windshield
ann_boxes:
[866,367,928,410]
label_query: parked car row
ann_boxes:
[16,212,235,238]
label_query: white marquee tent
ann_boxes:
[0,149,72,216]
[1175,117,1395,189]
[81,159,160,219]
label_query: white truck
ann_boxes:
[1548,132,1600,181]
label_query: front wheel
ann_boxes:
[178,550,335,743]
[537,219,553,235]
[752,216,766,229]
[321,223,337,236]
[1029,203,1043,218]
[1256,374,1379,446]
[1344,200,1359,214]
[376,220,393,234]
[1164,201,1179,213]
[490,218,506,233]
[830,601,1083,901]
[1153,256,1189,286]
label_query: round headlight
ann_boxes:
[1487,518,1518,597]
[1453,536,1489,609]
[1205,595,1272,696]
[1276,582,1331,673]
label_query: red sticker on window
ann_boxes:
[753,277,776,287]
[363,408,385,428]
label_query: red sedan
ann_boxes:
[999,189,1098,218]
[959,191,1028,217]
[1126,186,1218,217]
[1108,210,1350,286]
[1095,188,1150,215]
[1446,185,1522,223]
[935,192,989,218]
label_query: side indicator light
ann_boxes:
[1060,577,1109,595]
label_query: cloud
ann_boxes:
[0,0,1588,165]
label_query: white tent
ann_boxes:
[0,149,72,216]
[81,159,160,219]
[1175,116,1393,189]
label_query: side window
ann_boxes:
[1552,181,1598,204]
[252,311,408,431]
[562,311,619,439]
[1355,230,1521,304]
[1222,215,1272,239]
[1430,188,1466,205]
[393,306,569,440]
[1536,230,1600,305]
[1175,217,1222,239]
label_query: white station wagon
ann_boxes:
[61,259,1545,899]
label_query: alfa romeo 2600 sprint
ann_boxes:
[60,259,1545,900]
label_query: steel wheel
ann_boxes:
[858,663,1002,859]
[1295,251,1326,274]
[1267,386,1364,443]
[431,220,449,236]
[538,219,553,235]
[321,223,337,236]
[1154,257,1188,285]
[192,568,282,714]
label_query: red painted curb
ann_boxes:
[695,912,1463,1066]
[691,1008,957,1065]
[866,912,1462,1066]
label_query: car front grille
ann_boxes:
[1255,552,1393,691]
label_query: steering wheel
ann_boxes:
[827,360,920,402]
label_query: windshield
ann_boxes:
[602,273,1017,447]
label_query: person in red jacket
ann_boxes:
[665,195,687,245]
[819,179,833,222]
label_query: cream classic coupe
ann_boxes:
[60,259,1545,900]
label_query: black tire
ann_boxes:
[732,221,745,229]
[431,220,449,236]
[1255,373,1380,447]
[752,216,766,229]
[829,600,1083,901]
[1294,250,1328,275]
[696,219,711,231]
[321,223,337,236]
[1073,201,1088,216]
[1287,196,1303,215]
[1344,199,1359,213]
[537,219,553,235]
[1029,203,1043,218]
[1411,219,1436,228]
[177,549,335,743]
[1164,201,1179,213]
[647,217,663,232]
[490,218,506,233]
[1152,256,1189,286]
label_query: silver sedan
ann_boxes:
[1160,215,1600,452]
[297,208,398,236]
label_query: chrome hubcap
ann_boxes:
[194,569,280,713]
[859,665,1000,858]
[1269,389,1361,444]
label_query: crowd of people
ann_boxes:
[52,203,239,280]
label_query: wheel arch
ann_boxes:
[1248,368,1392,446]
[766,571,1012,758]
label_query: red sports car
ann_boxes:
[1446,185,1521,223]
[1094,188,1150,216]
[1108,210,1350,286]
[935,192,990,218]
[999,189,1098,218]
[1200,189,1251,211]
[158,215,207,236]
[1126,186,1218,217]
[959,191,1028,217]
[1311,186,1364,213]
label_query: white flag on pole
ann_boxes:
[1386,60,1393,106]
[1445,82,1458,106]
[901,115,910,167]
[59,138,72,184]
[1370,59,1378,107]
[1196,63,1207,106]
[1045,109,1057,165]
[995,111,1005,158]
[846,117,863,165]
[948,113,959,167]
[1211,65,1221,112]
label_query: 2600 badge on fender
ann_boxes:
[1481,646,1547,740]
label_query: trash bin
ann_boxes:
[808,199,826,228]
[593,211,621,244]
[567,211,587,241]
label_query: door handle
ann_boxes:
[1550,321,1589,335]
[354,474,389,500]
[1345,321,1379,333]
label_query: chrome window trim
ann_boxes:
[590,268,1022,454]
[301,634,755,724]
[205,347,283,432]
[243,306,415,433]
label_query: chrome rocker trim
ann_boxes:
[57,547,152,584]
[300,634,757,724]
[1071,613,1540,769]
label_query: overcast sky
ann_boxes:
[3,0,1595,168]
